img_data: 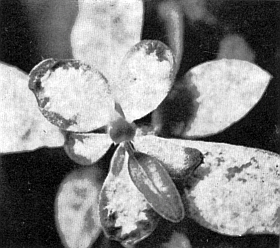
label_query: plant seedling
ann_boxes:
[0,1,279,247]
[25,39,279,247]
[28,40,187,247]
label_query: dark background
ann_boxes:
[0,0,279,247]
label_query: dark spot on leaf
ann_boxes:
[73,186,87,199]
[216,156,225,166]
[274,188,280,194]
[274,207,280,227]
[21,129,31,141]
[71,203,82,211]
[113,17,121,24]
[84,208,95,233]
[226,161,252,181]
[237,178,247,183]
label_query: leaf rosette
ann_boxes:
[0,1,278,247]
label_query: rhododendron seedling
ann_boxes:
[26,36,280,247]
[1,1,279,247]
[28,40,189,247]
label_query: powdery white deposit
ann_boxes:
[70,133,112,165]
[104,150,149,236]
[40,66,113,132]
[188,148,280,235]
[116,41,174,121]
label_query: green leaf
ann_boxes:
[116,40,175,121]
[71,0,143,85]
[64,132,113,165]
[0,62,64,154]
[128,149,185,223]
[153,59,271,138]
[99,144,160,247]
[29,59,114,132]
[55,167,103,248]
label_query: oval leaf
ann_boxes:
[0,62,64,153]
[29,59,114,132]
[183,142,280,236]
[128,150,185,222]
[71,0,143,85]
[116,40,175,121]
[55,167,103,248]
[153,59,271,138]
[99,145,160,247]
[64,132,112,165]
[133,134,203,179]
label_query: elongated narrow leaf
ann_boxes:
[99,145,160,247]
[133,135,280,235]
[116,40,175,121]
[29,59,114,132]
[64,132,112,165]
[71,0,143,85]
[128,151,185,222]
[153,59,271,138]
[132,134,203,179]
[55,167,103,248]
[158,0,184,75]
[0,62,64,153]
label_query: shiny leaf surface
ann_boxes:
[128,149,185,222]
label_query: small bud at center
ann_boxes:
[108,118,136,144]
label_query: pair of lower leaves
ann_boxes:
[56,140,202,248]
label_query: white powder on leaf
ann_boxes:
[40,66,113,132]
[104,151,149,236]
[70,133,112,165]
[187,145,280,235]
[116,41,174,121]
